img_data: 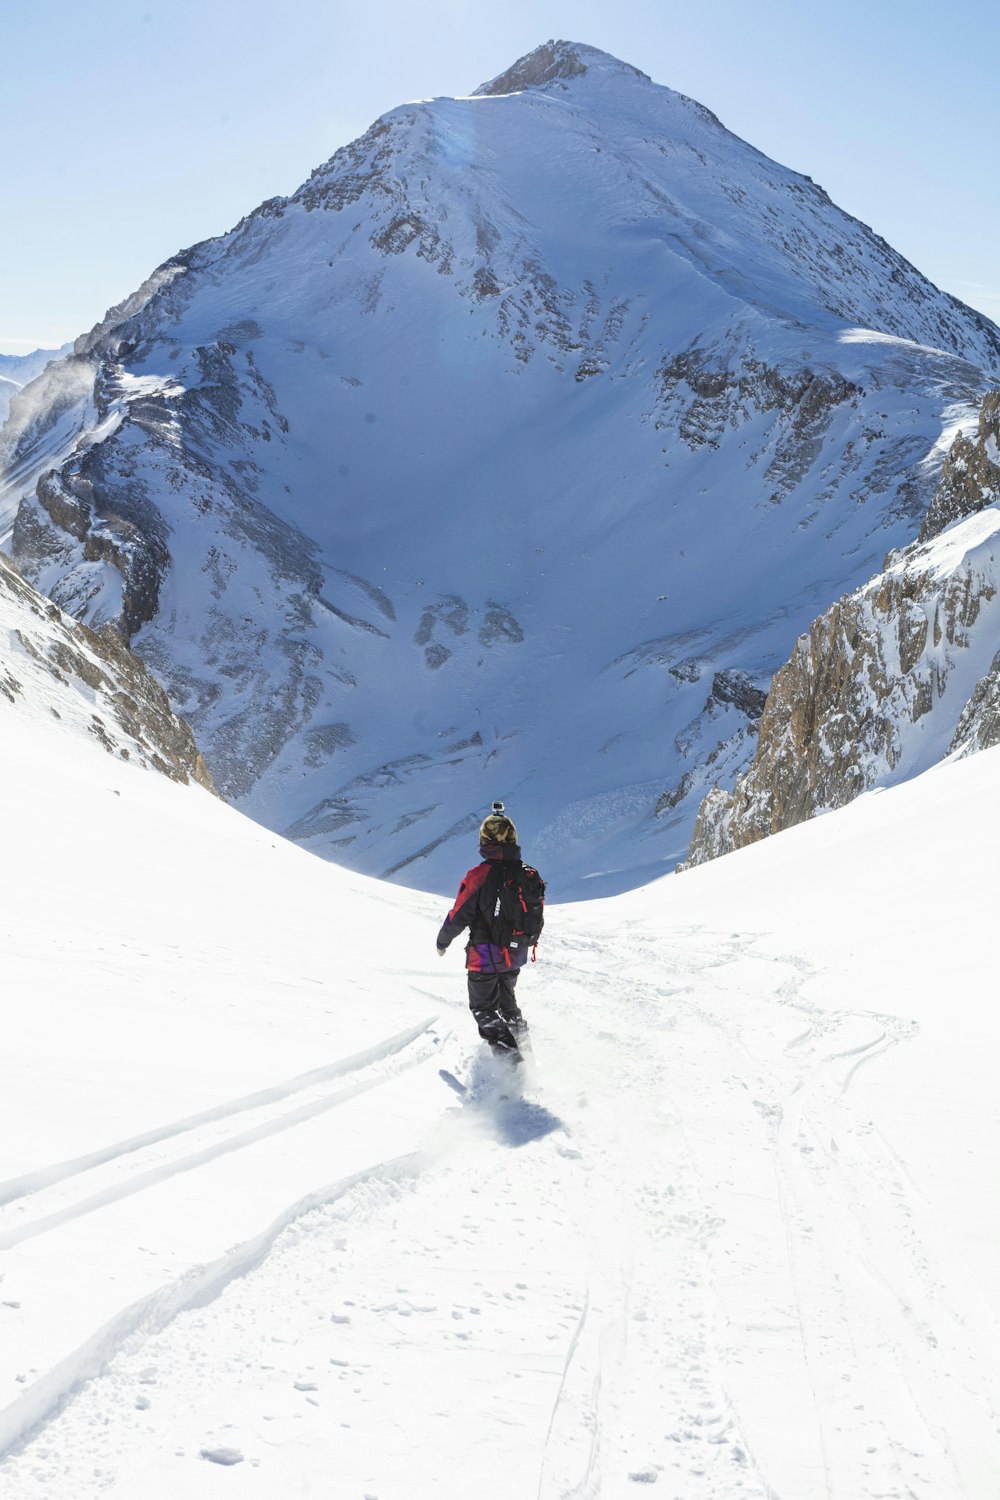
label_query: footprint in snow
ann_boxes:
[200,1446,244,1465]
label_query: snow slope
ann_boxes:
[3,41,999,897]
[2,622,999,1497]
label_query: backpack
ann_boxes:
[488,862,546,954]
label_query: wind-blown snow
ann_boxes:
[2,601,999,1498]
[0,346,72,427]
[0,349,72,385]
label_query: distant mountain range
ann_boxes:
[2,40,998,896]
[0,345,71,423]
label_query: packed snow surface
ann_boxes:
[2,647,999,1497]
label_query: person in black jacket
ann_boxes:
[436,811,541,1062]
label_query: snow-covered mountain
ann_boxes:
[3,39,999,896]
[2,577,999,1498]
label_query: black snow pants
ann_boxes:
[467,970,527,1057]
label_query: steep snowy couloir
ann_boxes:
[2,39,999,895]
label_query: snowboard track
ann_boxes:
[0,1151,429,1464]
[713,942,1000,1497]
[556,925,989,1496]
[0,1018,438,1253]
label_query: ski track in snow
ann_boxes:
[3,923,999,1498]
[666,931,1000,1500]
[0,1021,445,1463]
[0,1152,429,1466]
[0,1019,438,1247]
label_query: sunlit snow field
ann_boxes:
[1,667,998,1499]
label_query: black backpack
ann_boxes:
[488,862,546,954]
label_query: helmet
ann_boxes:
[480,813,518,846]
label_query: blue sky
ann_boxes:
[2,0,998,352]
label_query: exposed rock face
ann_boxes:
[704,669,768,720]
[16,459,171,641]
[474,39,649,97]
[0,550,214,789]
[687,392,1000,866]
[919,391,1000,542]
[949,648,1000,756]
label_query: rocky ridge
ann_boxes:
[686,390,1000,865]
[0,549,214,789]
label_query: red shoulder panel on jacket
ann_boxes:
[447,861,491,921]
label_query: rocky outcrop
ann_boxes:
[474,39,649,96]
[657,350,860,477]
[0,550,214,790]
[703,669,768,720]
[14,461,170,640]
[686,392,1000,865]
[919,391,1000,542]
[949,648,1000,757]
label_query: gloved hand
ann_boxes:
[436,946,447,958]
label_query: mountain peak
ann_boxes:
[473,39,650,98]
